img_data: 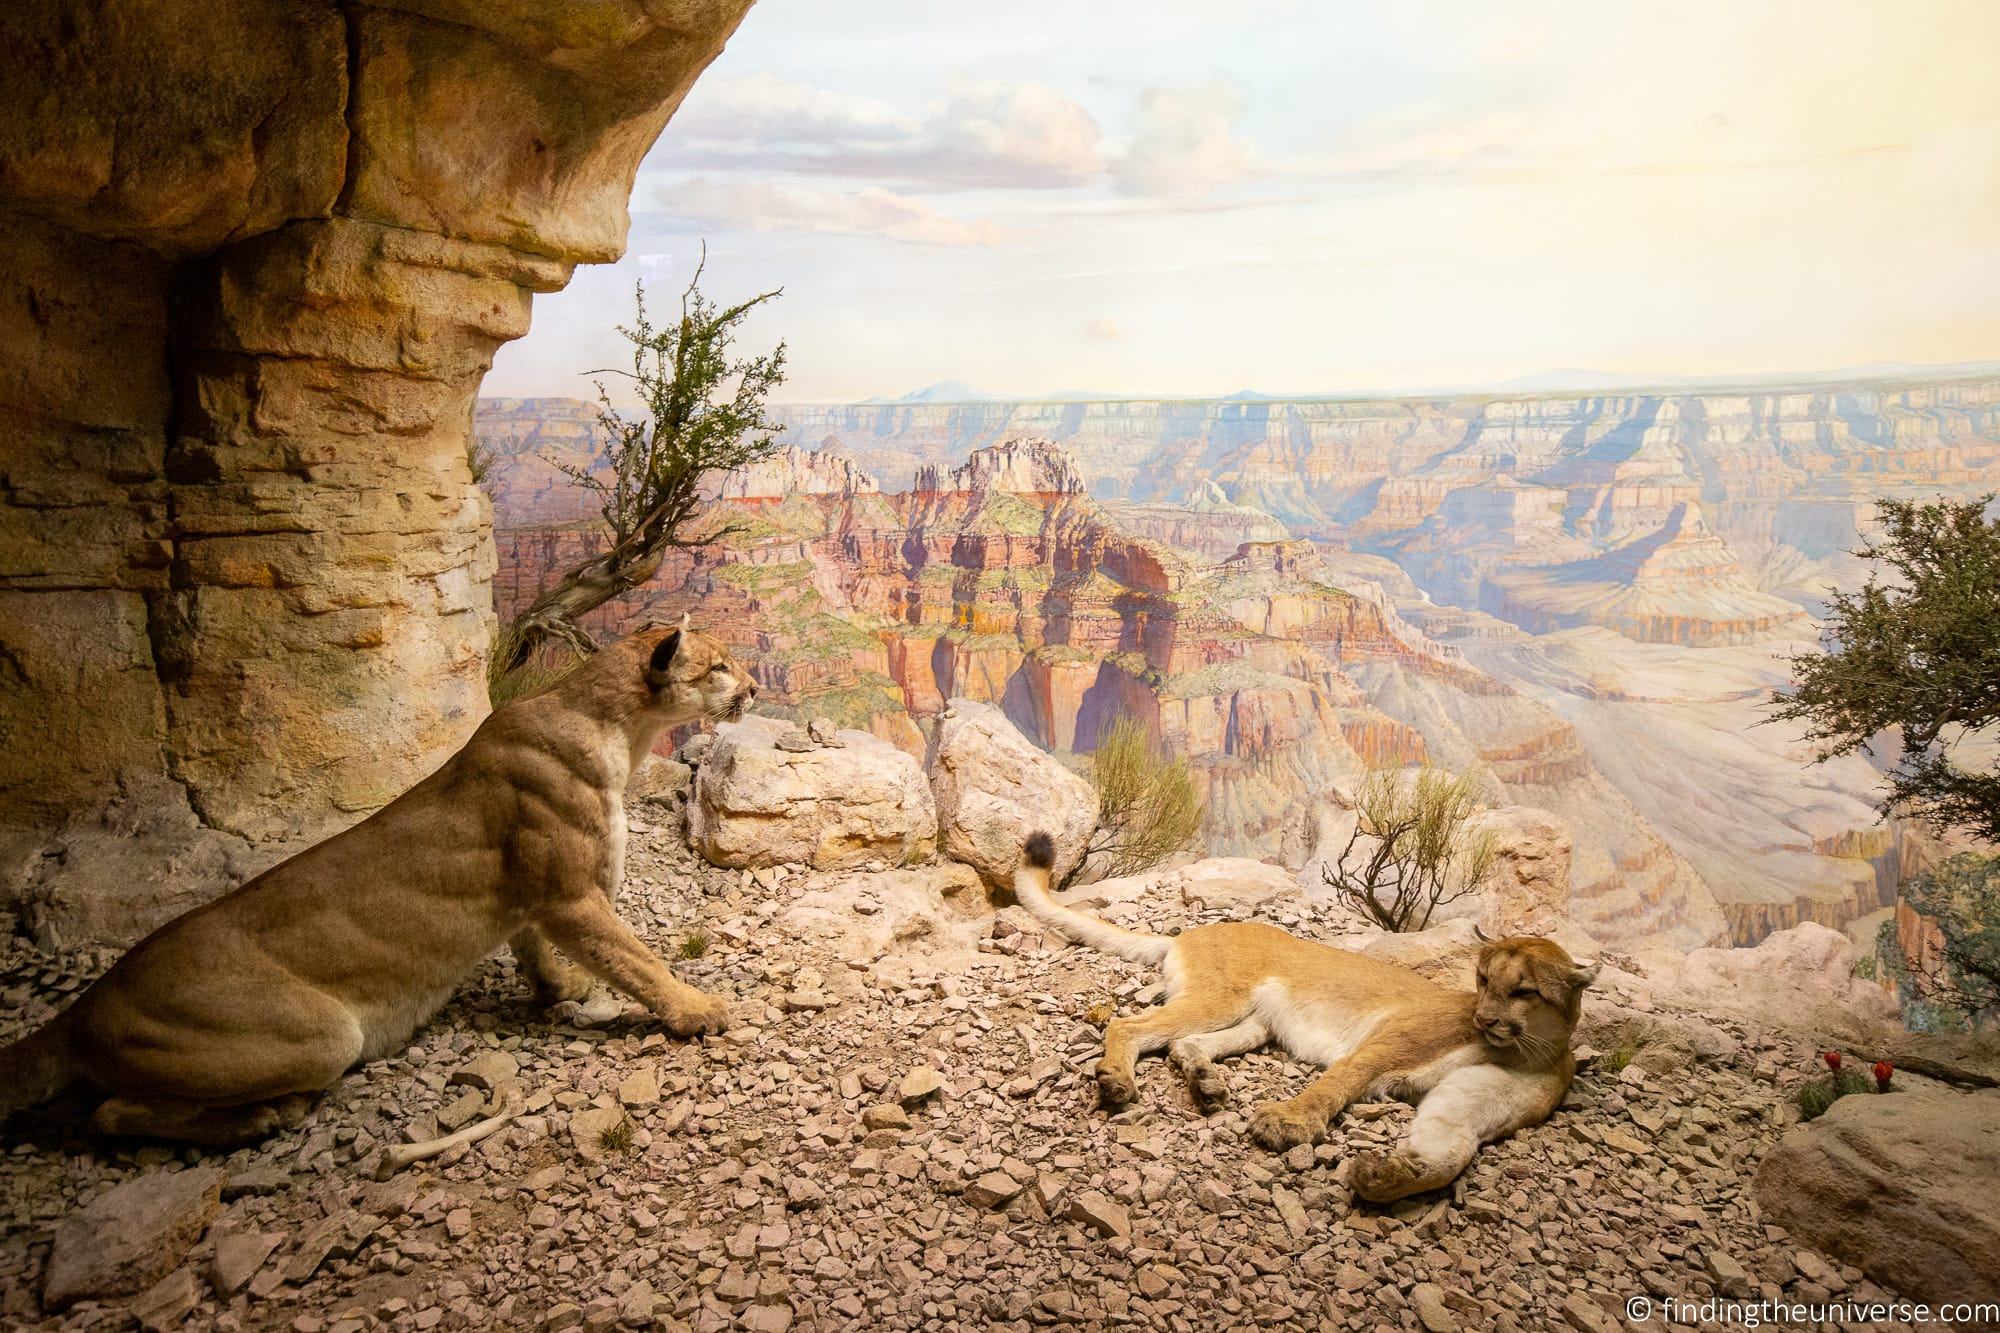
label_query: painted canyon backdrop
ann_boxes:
[479,370,2000,954]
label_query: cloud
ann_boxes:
[677,72,915,146]
[666,73,1101,189]
[662,178,1005,247]
[1112,82,1252,198]
[927,81,1104,186]
[1084,317,1124,341]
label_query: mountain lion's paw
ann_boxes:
[1188,1067,1231,1113]
[1095,1065,1137,1110]
[665,993,730,1037]
[531,967,593,1007]
[1249,1102,1318,1151]
[1351,1150,1421,1203]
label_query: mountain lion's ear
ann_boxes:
[649,630,681,681]
[1569,959,1602,989]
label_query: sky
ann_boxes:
[484,0,2000,405]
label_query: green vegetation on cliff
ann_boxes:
[1772,496,2000,1027]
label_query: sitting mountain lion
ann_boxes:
[1013,832,1598,1202]
[0,621,754,1145]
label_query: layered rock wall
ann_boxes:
[0,0,750,943]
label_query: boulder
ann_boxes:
[1756,1084,2000,1304]
[1345,913,1603,988]
[1578,1000,1743,1072]
[689,716,936,872]
[0,0,753,945]
[1639,922,1901,1038]
[1089,857,1301,916]
[1018,858,1314,959]
[928,700,1096,889]
[1463,805,1573,936]
[628,756,693,810]
[42,1167,226,1310]
[1353,918,1485,983]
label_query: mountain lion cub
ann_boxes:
[0,622,754,1145]
[1013,832,1598,1202]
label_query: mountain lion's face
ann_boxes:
[645,626,756,723]
[1472,937,1599,1055]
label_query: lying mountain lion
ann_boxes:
[1013,832,1598,1202]
[0,622,754,1145]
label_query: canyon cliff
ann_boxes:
[483,375,2000,949]
[480,406,1735,948]
[762,378,2000,946]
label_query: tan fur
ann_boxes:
[0,625,756,1145]
[1014,846,1598,1202]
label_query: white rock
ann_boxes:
[1352,918,1484,981]
[689,716,937,872]
[927,699,1096,889]
[1644,923,1901,1035]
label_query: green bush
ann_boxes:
[1798,1069,1873,1121]
[1063,717,1204,888]
[1598,1032,1644,1076]
[1321,764,1498,933]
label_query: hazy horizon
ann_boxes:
[480,357,2000,410]
[487,1,2000,405]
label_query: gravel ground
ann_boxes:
[0,802,1930,1333]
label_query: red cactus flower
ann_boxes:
[1873,1060,1893,1091]
[1823,1051,1843,1072]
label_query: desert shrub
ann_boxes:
[501,249,787,666]
[597,1118,636,1155]
[486,621,583,708]
[678,929,711,960]
[1878,853,2000,1028]
[1062,717,1204,888]
[1598,1031,1645,1076]
[1321,764,1497,932]
[466,434,499,486]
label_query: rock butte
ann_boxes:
[0,0,753,947]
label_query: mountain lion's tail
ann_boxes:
[0,1009,77,1119]
[1013,832,1172,966]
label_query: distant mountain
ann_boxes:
[843,361,2000,408]
[1479,361,2000,397]
[860,380,1002,405]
